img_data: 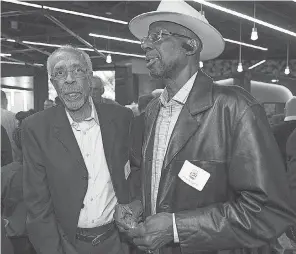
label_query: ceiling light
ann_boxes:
[248,60,266,70]
[0,53,12,57]
[285,42,290,75]
[106,54,112,63]
[192,0,296,37]
[251,27,258,41]
[250,2,258,41]
[2,0,127,25]
[271,79,279,83]
[89,33,141,44]
[224,38,267,51]
[237,22,243,73]
[199,61,203,68]
[2,0,42,8]
[237,62,243,72]
[12,40,145,58]
[89,33,268,51]
[0,61,25,65]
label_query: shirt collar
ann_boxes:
[65,97,99,126]
[160,71,198,106]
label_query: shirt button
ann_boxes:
[86,153,90,157]
[90,198,93,201]
[92,220,94,223]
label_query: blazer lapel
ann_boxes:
[95,103,115,175]
[52,106,87,171]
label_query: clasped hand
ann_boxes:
[114,201,174,252]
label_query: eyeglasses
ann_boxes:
[51,66,88,80]
[140,30,192,45]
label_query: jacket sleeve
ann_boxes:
[22,120,64,254]
[1,126,13,167]
[175,104,296,252]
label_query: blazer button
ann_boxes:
[82,176,88,180]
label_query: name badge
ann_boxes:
[178,160,210,191]
[124,160,131,180]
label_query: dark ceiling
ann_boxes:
[1,1,296,67]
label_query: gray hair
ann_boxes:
[47,45,93,75]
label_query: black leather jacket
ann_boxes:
[141,71,296,254]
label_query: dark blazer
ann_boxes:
[272,120,296,168]
[22,102,133,254]
[1,125,13,167]
[141,71,296,254]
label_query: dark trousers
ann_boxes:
[75,230,128,254]
[10,236,37,254]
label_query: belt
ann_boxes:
[76,222,116,246]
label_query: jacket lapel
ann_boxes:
[95,103,115,175]
[51,106,87,171]
[157,72,214,209]
[162,71,214,169]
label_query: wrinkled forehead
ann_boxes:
[50,49,87,71]
[149,21,198,40]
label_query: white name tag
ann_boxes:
[124,160,131,180]
[178,160,210,191]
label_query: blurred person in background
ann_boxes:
[1,125,13,167]
[2,110,36,254]
[43,99,54,110]
[272,96,296,169]
[91,75,119,105]
[286,129,296,248]
[1,90,20,162]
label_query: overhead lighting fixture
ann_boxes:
[106,54,112,63]
[199,61,203,68]
[237,22,243,73]
[8,40,145,58]
[2,0,128,25]
[285,42,290,75]
[248,60,266,70]
[250,2,258,41]
[89,33,268,51]
[0,61,26,65]
[0,53,12,57]
[224,38,267,51]
[271,79,279,83]
[89,33,141,44]
[192,0,296,38]
[284,42,291,75]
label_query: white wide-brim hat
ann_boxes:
[129,0,225,61]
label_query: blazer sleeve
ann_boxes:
[22,120,64,254]
[175,104,296,252]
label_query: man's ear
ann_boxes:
[182,39,200,56]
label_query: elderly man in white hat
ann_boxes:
[114,0,296,253]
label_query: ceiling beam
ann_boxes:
[44,12,106,59]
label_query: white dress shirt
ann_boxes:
[66,99,117,228]
[151,72,197,244]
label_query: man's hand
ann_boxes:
[129,212,174,252]
[114,200,143,233]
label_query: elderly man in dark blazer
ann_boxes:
[114,0,296,253]
[22,45,133,254]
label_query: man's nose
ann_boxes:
[65,70,75,83]
[141,40,153,53]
